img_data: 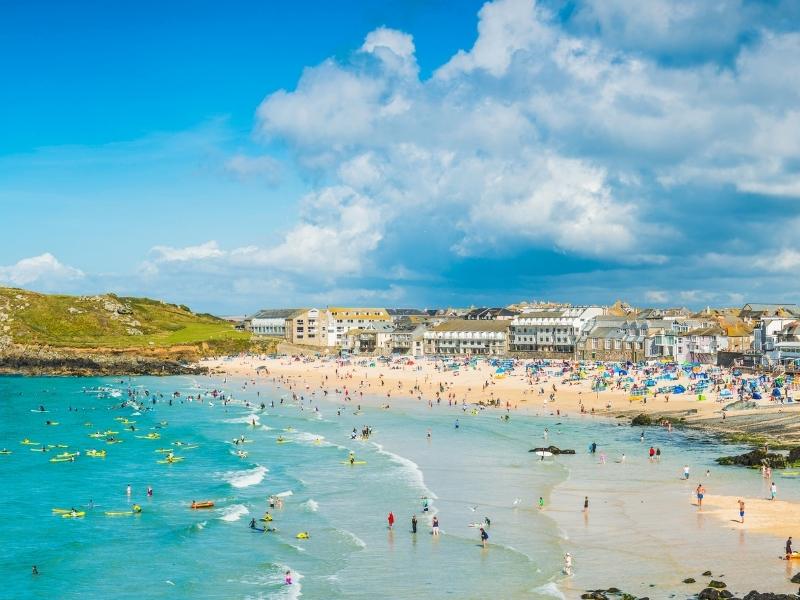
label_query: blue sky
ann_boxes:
[2,0,800,314]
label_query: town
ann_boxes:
[238,302,800,370]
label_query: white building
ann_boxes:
[424,320,508,356]
[246,309,298,336]
[510,306,604,354]
[675,325,729,364]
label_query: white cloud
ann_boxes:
[754,249,800,272]
[0,253,84,287]
[150,241,225,263]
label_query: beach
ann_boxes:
[5,369,800,599]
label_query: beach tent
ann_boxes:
[719,389,733,398]
[772,388,783,398]
[753,392,762,400]
[673,385,686,394]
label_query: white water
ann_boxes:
[219,503,250,522]
[221,465,268,488]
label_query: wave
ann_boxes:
[531,582,565,599]
[372,443,437,498]
[221,465,268,488]
[337,528,366,549]
[223,413,261,424]
[301,499,318,512]
[219,503,249,522]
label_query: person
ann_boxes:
[563,552,573,576]
[426,429,431,440]
[480,526,489,548]
[132,504,142,514]
[656,448,661,460]
[387,511,395,530]
[455,419,459,429]
[583,496,589,512]
[771,481,777,500]
[126,484,132,496]
[696,484,705,508]
[349,452,355,465]
[787,536,794,558]
[649,446,655,460]
[69,507,78,517]
[285,570,293,585]
[683,465,690,480]
[249,518,257,529]
[432,516,440,536]
[738,499,745,523]
[147,486,153,497]
[640,432,644,442]
[484,516,491,527]
[422,497,429,512]
[538,497,544,510]
[32,566,39,576]
[411,514,417,534]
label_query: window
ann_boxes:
[604,340,611,350]
[614,340,621,350]
[592,339,598,349]
[625,342,631,349]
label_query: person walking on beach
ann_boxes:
[770,482,777,500]
[387,512,395,530]
[696,483,705,508]
[683,465,690,480]
[538,497,544,510]
[738,499,745,523]
[786,536,794,558]
[583,496,589,513]
[479,527,489,548]
[411,514,417,534]
[432,516,440,536]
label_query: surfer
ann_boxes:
[249,518,257,529]
[32,566,39,575]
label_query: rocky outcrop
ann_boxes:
[0,346,207,376]
[716,448,788,469]
[742,592,799,600]
[631,413,653,426]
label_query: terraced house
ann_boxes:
[510,306,604,356]
[284,307,391,349]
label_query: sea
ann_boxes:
[2,375,800,599]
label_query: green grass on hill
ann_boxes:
[0,287,251,350]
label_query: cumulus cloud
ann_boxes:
[0,253,84,287]
[224,154,282,182]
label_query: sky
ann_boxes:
[2,0,800,314]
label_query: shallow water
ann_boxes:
[1,375,798,599]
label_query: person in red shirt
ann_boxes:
[387,512,395,529]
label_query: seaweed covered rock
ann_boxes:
[631,414,652,426]
[529,446,576,455]
[716,449,787,469]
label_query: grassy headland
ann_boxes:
[0,287,275,375]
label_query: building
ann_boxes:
[764,321,800,368]
[675,325,729,364]
[423,320,508,355]
[739,303,799,323]
[753,315,798,353]
[284,308,326,346]
[284,307,391,349]
[344,322,395,355]
[510,306,604,355]
[390,322,428,356]
[245,309,298,337]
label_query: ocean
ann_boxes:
[2,375,798,599]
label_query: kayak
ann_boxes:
[103,430,118,435]
[155,448,174,453]
[276,439,288,444]
[105,511,135,516]
[341,461,367,465]
[30,448,49,452]
[190,501,214,509]
[157,457,184,464]
[86,450,106,458]
[135,433,160,439]
[787,552,800,560]
[52,508,71,514]
[89,433,105,438]
[50,457,75,463]
[20,440,40,445]
[31,409,48,413]
[61,511,85,518]
[56,452,79,458]
[180,445,199,450]
[45,422,60,426]
[0,450,12,455]
[296,532,310,539]
[106,440,123,445]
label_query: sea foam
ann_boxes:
[222,465,268,488]
[372,443,437,498]
[219,503,249,522]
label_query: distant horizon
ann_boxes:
[3,0,800,313]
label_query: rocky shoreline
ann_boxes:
[0,346,208,377]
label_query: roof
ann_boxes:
[387,308,426,316]
[430,319,509,333]
[679,325,726,337]
[250,309,300,319]
[346,322,395,335]
[517,310,567,319]
[328,307,390,320]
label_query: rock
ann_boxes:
[703,571,713,576]
[789,447,800,463]
[699,588,721,600]
[529,446,576,455]
[743,592,800,600]
[684,578,697,584]
[631,413,652,426]
[581,593,608,600]
[710,580,728,589]
[716,449,787,469]
[606,588,621,594]
[791,573,800,584]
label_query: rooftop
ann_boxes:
[430,319,509,333]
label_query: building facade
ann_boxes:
[510,306,604,354]
[245,309,298,336]
[423,320,508,355]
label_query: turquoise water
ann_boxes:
[2,375,800,599]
